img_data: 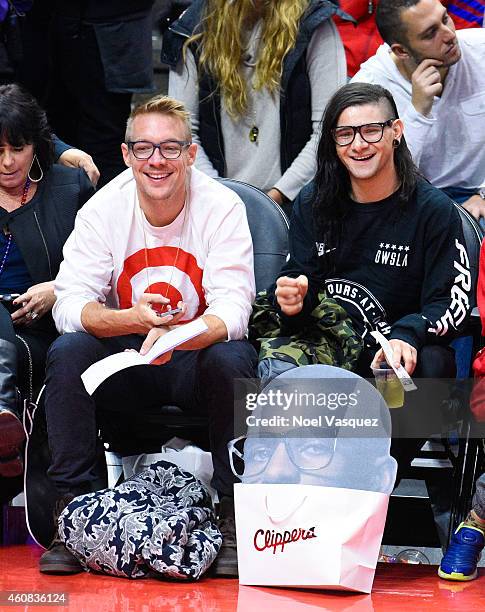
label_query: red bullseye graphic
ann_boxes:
[117,246,207,320]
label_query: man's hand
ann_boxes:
[131,295,186,333]
[58,149,100,186]
[462,194,485,223]
[371,339,418,375]
[81,296,187,337]
[266,188,285,206]
[139,326,174,365]
[275,275,308,316]
[12,281,55,326]
[411,59,443,117]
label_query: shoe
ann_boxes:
[0,408,25,477]
[39,495,84,575]
[438,522,485,581]
[212,496,238,578]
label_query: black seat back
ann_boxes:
[453,202,483,309]
[219,178,289,292]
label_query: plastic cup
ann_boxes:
[372,365,404,409]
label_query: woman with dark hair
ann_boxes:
[268,82,469,481]
[0,83,94,491]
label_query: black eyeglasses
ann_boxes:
[228,435,337,479]
[332,119,396,146]
[127,140,191,160]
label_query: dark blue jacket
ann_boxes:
[161,0,352,177]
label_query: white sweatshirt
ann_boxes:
[53,167,255,341]
[353,29,485,191]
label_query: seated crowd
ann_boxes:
[0,0,484,585]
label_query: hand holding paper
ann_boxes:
[81,318,208,395]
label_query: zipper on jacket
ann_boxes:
[33,210,53,279]
[167,25,190,39]
[212,94,226,176]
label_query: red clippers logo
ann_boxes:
[253,527,317,554]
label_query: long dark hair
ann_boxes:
[313,82,417,248]
[0,83,54,172]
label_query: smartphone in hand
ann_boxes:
[0,293,21,314]
[157,307,182,318]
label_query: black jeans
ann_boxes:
[0,304,56,400]
[44,332,257,498]
[0,304,56,501]
[354,344,457,484]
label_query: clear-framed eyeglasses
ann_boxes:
[127,139,192,160]
[228,435,337,479]
[332,119,396,146]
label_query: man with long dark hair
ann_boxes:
[272,82,471,481]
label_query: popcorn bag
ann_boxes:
[234,483,389,593]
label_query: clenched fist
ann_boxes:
[275,275,308,316]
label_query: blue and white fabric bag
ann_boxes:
[58,460,222,580]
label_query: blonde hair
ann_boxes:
[186,0,309,118]
[125,95,192,141]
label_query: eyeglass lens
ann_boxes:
[231,437,335,478]
[334,122,389,146]
[131,141,185,159]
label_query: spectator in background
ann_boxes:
[335,1,483,78]
[444,0,484,28]
[438,473,485,581]
[334,0,383,78]
[0,2,100,185]
[163,0,349,214]
[352,0,485,223]
[31,1,156,187]
[0,84,94,498]
[438,235,485,581]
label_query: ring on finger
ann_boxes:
[30,311,38,320]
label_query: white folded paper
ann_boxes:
[81,318,208,395]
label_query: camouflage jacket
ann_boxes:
[249,291,363,370]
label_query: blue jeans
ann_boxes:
[44,332,257,497]
[473,473,485,520]
[442,185,485,230]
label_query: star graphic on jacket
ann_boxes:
[405,246,410,251]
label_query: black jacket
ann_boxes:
[0,165,94,284]
[0,165,94,330]
[274,177,472,350]
[161,0,352,176]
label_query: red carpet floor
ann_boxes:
[0,545,484,611]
